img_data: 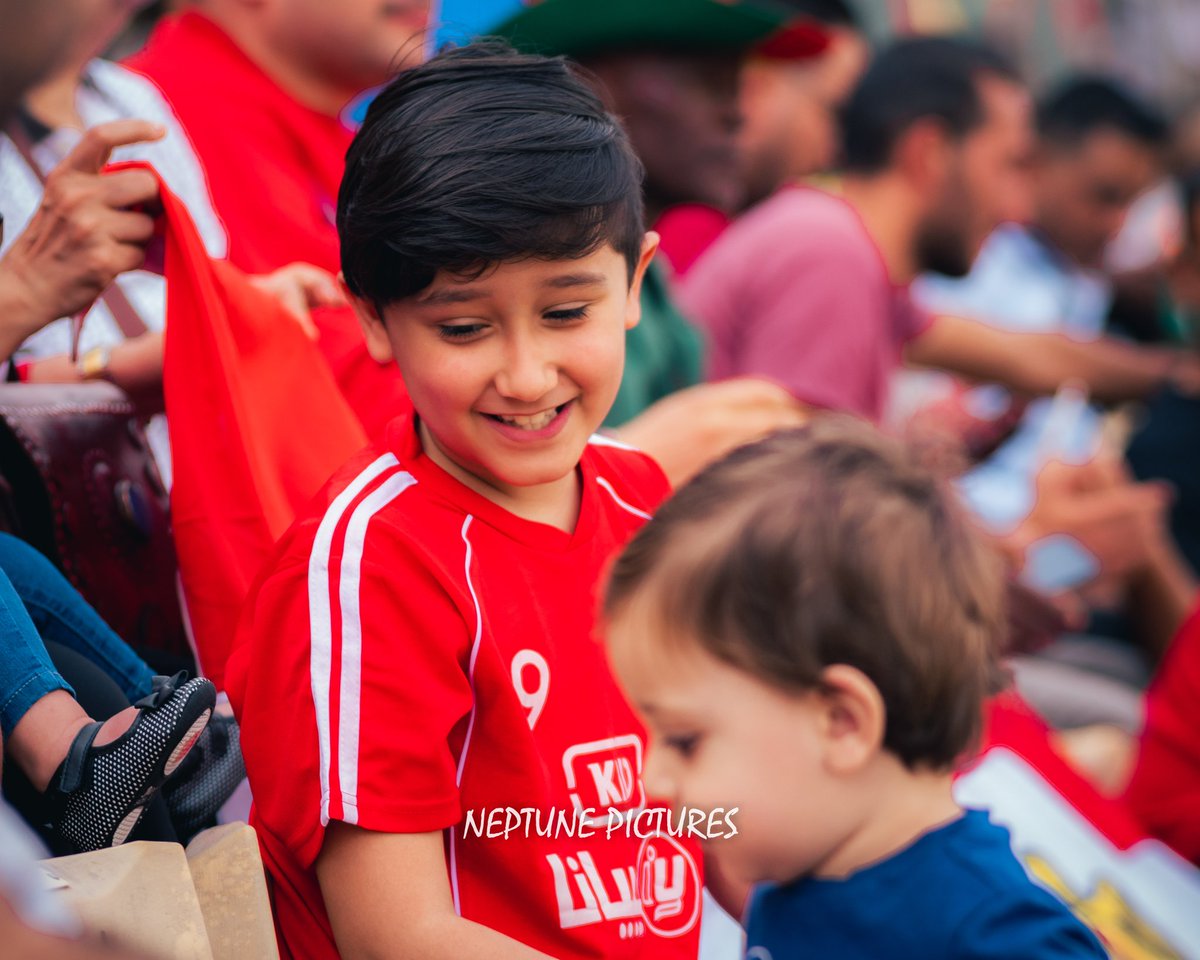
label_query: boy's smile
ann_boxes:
[350,237,657,527]
[481,399,575,439]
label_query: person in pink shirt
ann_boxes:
[683,185,926,422]
[679,37,1200,421]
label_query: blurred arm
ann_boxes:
[907,314,1198,401]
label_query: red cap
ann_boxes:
[755,18,833,60]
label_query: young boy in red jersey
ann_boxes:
[224,42,703,959]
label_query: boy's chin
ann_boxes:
[482,452,586,491]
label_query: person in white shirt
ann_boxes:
[0,0,341,487]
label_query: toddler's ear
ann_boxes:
[341,274,395,364]
[817,664,885,775]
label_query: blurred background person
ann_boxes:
[0,0,344,487]
[125,0,432,435]
[0,0,225,484]
[680,35,1199,447]
[739,0,870,207]
[659,0,871,276]
[912,75,1171,535]
[0,3,189,956]
[679,36,1198,726]
[0,1,83,126]
[128,0,431,275]
[904,76,1181,721]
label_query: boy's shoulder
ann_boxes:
[270,426,452,571]
[259,426,671,583]
[912,811,1107,958]
[583,433,672,516]
[750,811,1104,959]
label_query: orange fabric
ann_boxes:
[137,163,367,689]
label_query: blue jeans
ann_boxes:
[0,534,155,738]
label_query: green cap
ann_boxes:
[493,0,789,60]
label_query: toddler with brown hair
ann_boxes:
[604,417,1108,959]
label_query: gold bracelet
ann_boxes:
[76,344,113,381]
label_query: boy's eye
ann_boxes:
[437,322,487,341]
[664,734,701,759]
[544,306,588,323]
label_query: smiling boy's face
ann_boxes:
[351,237,657,502]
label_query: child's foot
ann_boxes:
[163,711,246,841]
[43,673,216,853]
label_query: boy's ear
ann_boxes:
[624,231,661,332]
[816,664,885,776]
[339,273,395,364]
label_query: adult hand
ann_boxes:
[1166,350,1200,396]
[0,119,164,334]
[248,262,345,340]
[1018,456,1173,589]
[611,378,809,486]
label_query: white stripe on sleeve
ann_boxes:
[596,475,653,521]
[307,452,400,826]
[335,470,418,824]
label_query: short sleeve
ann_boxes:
[952,890,1109,959]
[231,520,475,869]
[340,532,475,832]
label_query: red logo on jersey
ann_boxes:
[544,833,702,939]
[562,736,645,815]
[636,834,702,938]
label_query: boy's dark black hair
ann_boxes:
[840,36,1019,174]
[1037,75,1169,149]
[339,40,645,306]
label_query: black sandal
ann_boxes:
[43,672,216,853]
[163,711,246,841]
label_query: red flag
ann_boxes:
[975,691,1146,848]
[141,165,367,689]
[955,689,1200,955]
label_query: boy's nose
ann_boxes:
[495,344,557,402]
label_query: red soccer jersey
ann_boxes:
[225,415,704,959]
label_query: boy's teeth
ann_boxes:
[496,407,559,430]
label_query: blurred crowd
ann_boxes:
[1,0,1200,958]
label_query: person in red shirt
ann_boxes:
[126,0,429,275]
[225,43,704,959]
[1125,602,1200,863]
[126,0,430,435]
